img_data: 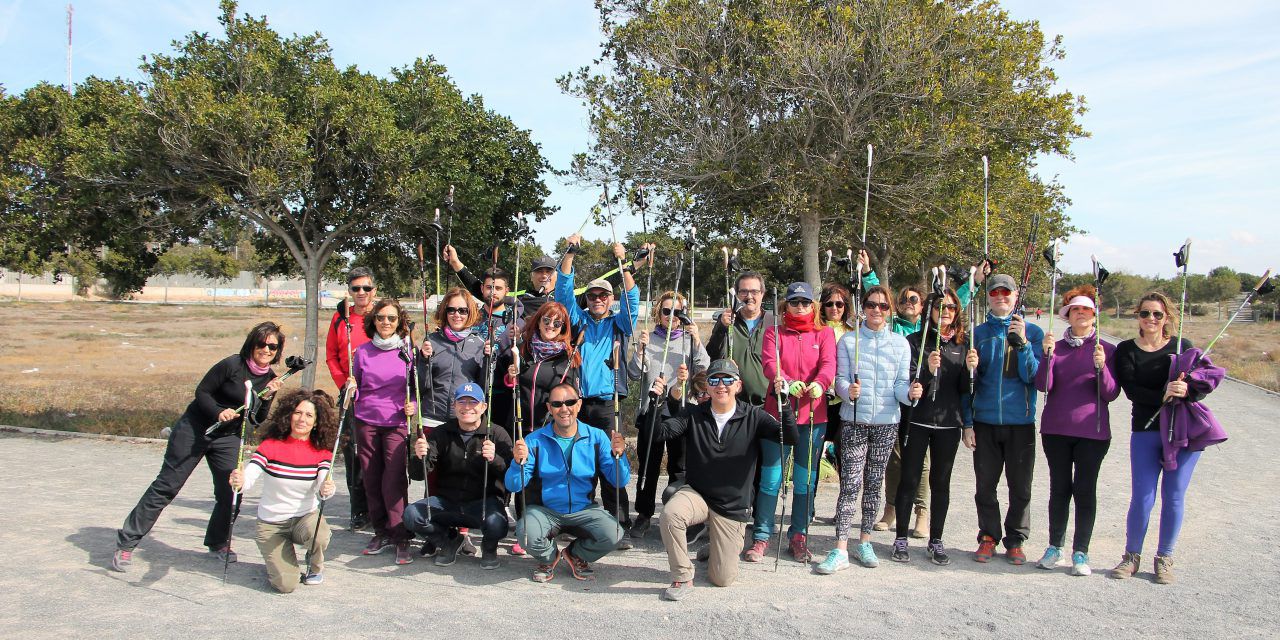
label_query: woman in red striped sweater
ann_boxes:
[230,389,339,593]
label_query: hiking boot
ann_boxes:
[974,535,996,563]
[696,544,711,562]
[480,550,500,570]
[891,537,910,563]
[418,541,438,558]
[630,515,652,539]
[562,548,595,580]
[926,539,951,566]
[509,542,526,556]
[815,548,850,574]
[362,536,391,556]
[458,530,477,556]
[111,549,133,573]
[350,513,370,531]
[1154,554,1175,585]
[874,505,895,532]
[435,534,464,567]
[1070,551,1091,577]
[789,533,813,563]
[1037,546,1063,570]
[1006,547,1026,566]
[532,555,560,583]
[394,542,413,565]
[1109,552,1141,579]
[856,541,880,568]
[302,571,323,585]
[662,580,694,601]
[743,539,768,562]
[910,507,928,539]
[210,545,237,564]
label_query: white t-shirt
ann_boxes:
[712,407,734,439]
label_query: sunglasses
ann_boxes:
[901,295,921,305]
[822,300,845,309]
[585,292,611,301]
[540,317,565,328]
[374,314,399,323]
[256,341,280,352]
[349,285,374,293]
[863,301,891,312]
[548,399,579,408]
[659,307,684,316]
[787,299,813,307]
[445,307,469,316]
[708,376,738,387]
[988,288,1013,297]
[939,303,958,311]
[1138,310,1166,320]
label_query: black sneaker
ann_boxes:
[350,513,370,531]
[435,534,464,567]
[927,539,951,566]
[480,550,500,570]
[418,541,438,557]
[891,537,910,563]
[629,516,652,539]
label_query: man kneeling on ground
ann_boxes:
[647,359,797,601]
[505,382,630,582]
[404,382,513,569]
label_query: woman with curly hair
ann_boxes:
[229,389,339,592]
[505,301,581,435]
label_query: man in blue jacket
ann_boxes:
[964,274,1045,565]
[506,382,630,582]
[554,233,646,536]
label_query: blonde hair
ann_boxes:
[1132,291,1179,339]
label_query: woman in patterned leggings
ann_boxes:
[818,286,917,573]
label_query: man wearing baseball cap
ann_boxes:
[405,382,514,570]
[964,273,1045,565]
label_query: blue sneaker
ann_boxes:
[1037,546,1063,570]
[856,541,879,568]
[302,571,323,585]
[1070,551,1092,576]
[815,549,850,574]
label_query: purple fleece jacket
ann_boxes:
[352,342,410,428]
[1034,334,1120,440]
[1158,348,1227,470]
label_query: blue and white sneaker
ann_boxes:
[856,541,879,568]
[815,549,850,574]
[1069,551,1091,576]
[302,571,323,585]
[1037,546,1063,570]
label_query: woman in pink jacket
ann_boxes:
[745,281,836,564]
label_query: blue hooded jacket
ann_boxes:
[971,312,1045,425]
[503,421,630,515]
[554,267,640,400]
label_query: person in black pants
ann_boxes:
[112,322,286,573]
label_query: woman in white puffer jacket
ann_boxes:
[818,285,918,573]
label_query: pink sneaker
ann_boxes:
[510,542,526,556]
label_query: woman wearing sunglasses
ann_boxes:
[419,287,487,423]
[819,285,918,573]
[751,282,836,564]
[113,322,286,573]
[1032,285,1119,577]
[349,298,419,564]
[1111,292,1201,584]
[506,302,582,435]
[878,285,933,537]
[893,288,974,566]
[628,291,710,538]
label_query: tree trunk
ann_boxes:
[801,208,820,288]
[302,263,322,390]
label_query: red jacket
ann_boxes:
[325,309,370,388]
[763,324,836,425]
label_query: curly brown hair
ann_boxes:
[262,389,339,452]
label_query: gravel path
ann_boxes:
[2,340,1277,638]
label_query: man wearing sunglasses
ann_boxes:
[640,360,796,600]
[554,233,647,533]
[506,383,630,582]
[965,273,1045,565]
[324,266,375,531]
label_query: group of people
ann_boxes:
[109,235,1225,600]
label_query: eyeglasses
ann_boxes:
[445,307,468,316]
[540,317,565,328]
[901,295,920,305]
[787,299,813,307]
[349,285,374,293]
[374,314,398,323]
[659,307,683,316]
[988,288,1013,298]
[822,300,845,309]
[256,341,280,352]
[707,376,738,387]
[548,398,579,408]
[1138,310,1166,320]
[455,398,481,407]
[863,301,891,312]
[939,303,958,311]
[585,291,611,301]
[736,289,762,297]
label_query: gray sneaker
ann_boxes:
[210,545,237,564]
[661,580,693,601]
[111,549,133,573]
[435,534,464,567]
[302,571,324,585]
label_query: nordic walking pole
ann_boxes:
[479,242,501,521]
[307,302,357,571]
[771,286,791,572]
[824,249,833,278]
[224,380,254,583]
[981,155,990,319]
[805,396,820,545]
[431,209,443,299]
[1168,239,1191,441]
[611,338,624,539]
[967,265,978,397]
[1091,256,1110,433]
[930,266,948,403]
[862,144,873,245]
[639,253,685,502]
[1042,241,1061,404]
[407,323,431,512]
[722,246,733,362]
[689,225,697,319]
[444,185,456,248]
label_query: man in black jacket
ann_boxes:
[404,382,514,570]
[647,359,797,600]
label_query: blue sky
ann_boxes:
[2,0,1276,278]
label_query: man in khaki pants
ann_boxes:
[645,359,797,601]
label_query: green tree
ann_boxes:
[561,0,1086,286]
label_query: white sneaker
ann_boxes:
[1069,551,1091,576]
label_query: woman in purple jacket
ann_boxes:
[1033,284,1119,576]
[348,298,417,565]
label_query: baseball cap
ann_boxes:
[986,274,1017,293]
[585,278,613,294]
[706,359,741,379]
[454,382,485,403]
[785,282,815,302]
[532,256,557,271]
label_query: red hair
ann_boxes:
[520,302,581,367]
